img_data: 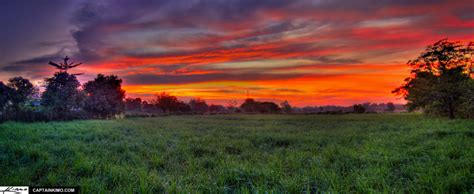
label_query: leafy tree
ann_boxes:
[189,98,209,113]
[209,104,226,113]
[459,80,474,118]
[393,39,473,118]
[42,72,84,120]
[7,77,35,114]
[353,104,366,113]
[386,102,395,112]
[240,98,258,112]
[142,100,160,113]
[125,97,142,111]
[177,101,192,113]
[257,102,280,113]
[0,82,13,113]
[83,74,125,118]
[240,98,280,113]
[151,92,181,113]
[280,100,292,113]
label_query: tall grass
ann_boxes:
[0,114,472,193]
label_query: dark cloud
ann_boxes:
[124,72,302,85]
[274,88,304,93]
[1,0,472,87]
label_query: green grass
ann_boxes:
[0,113,473,193]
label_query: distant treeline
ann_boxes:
[0,71,402,122]
[126,96,403,117]
[1,39,472,121]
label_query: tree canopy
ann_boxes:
[394,39,473,118]
[83,74,126,118]
[41,72,84,120]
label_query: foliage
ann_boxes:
[41,72,84,120]
[125,98,143,111]
[177,101,192,113]
[352,104,366,113]
[459,79,474,119]
[189,98,209,113]
[0,114,472,193]
[7,76,35,112]
[209,104,226,113]
[83,74,126,118]
[386,102,395,112]
[394,39,473,118]
[151,92,181,113]
[240,98,281,113]
[280,100,292,113]
[0,82,13,112]
[240,98,258,112]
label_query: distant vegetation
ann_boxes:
[1,39,472,122]
[0,56,401,122]
[1,114,472,192]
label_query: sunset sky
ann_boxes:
[0,0,473,106]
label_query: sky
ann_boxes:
[0,0,473,106]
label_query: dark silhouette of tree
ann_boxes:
[83,74,126,118]
[42,72,84,120]
[151,92,181,113]
[189,98,209,113]
[240,98,280,113]
[209,104,226,113]
[7,77,35,115]
[393,39,473,119]
[386,102,395,112]
[142,100,160,113]
[49,56,82,73]
[353,104,366,113]
[125,98,143,111]
[459,80,474,118]
[280,100,292,113]
[258,102,280,113]
[0,82,13,113]
[240,98,258,112]
[177,101,192,113]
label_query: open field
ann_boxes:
[0,114,473,193]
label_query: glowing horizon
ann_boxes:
[0,0,472,106]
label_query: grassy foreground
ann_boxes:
[0,114,473,193]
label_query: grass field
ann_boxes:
[0,114,473,193]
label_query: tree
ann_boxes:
[240,98,258,112]
[42,72,84,120]
[257,102,280,113]
[353,104,366,113]
[459,79,474,118]
[83,74,126,118]
[7,77,35,114]
[125,98,142,111]
[393,39,473,119]
[151,92,180,113]
[49,56,82,73]
[0,82,13,113]
[386,102,395,112]
[280,100,292,113]
[177,101,192,113]
[209,104,226,113]
[189,98,209,113]
[240,98,281,113]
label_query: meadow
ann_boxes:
[0,113,473,193]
